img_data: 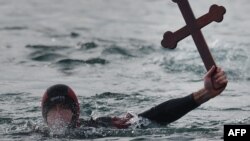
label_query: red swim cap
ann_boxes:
[41,84,80,128]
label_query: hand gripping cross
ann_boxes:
[161,0,226,71]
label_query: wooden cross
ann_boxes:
[161,0,226,71]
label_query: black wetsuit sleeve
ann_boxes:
[138,94,200,124]
[79,117,113,128]
[95,117,113,127]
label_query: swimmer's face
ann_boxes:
[46,104,73,129]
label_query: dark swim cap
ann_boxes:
[41,84,80,128]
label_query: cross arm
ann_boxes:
[161,5,226,49]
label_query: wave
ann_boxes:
[0,26,28,30]
[102,45,135,57]
[26,44,70,51]
[3,121,220,140]
[77,42,98,50]
[85,58,108,65]
[0,117,12,124]
[55,58,109,72]
[56,58,108,65]
[92,92,130,100]
[31,53,65,61]
[49,32,80,38]
[24,39,250,81]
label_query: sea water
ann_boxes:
[0,0,250,140]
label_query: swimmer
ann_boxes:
[41,66,227,129]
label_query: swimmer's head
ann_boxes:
[42,84,80,128]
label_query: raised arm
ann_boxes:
[138,66,227,124]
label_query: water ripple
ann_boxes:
[0,26,28,31]
[31,53,65,61]
[77,42,98,50]
[102,46,135,57]
[57,58,108,66]
[26,45,70,51]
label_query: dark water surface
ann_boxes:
[1,0,250,140]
